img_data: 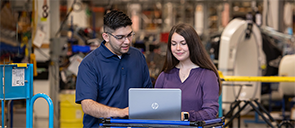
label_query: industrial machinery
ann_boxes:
[219,18,266,114]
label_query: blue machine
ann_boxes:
[0,63,54,128]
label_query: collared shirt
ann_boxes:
[155,67,219,121]
[76,41,153,127]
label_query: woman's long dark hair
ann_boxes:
[162,23,222,95]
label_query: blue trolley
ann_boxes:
[99,117,224,128]
[0,63,54,128]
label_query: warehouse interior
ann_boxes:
[0,0,295,128]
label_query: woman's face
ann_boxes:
[170,33,190,62]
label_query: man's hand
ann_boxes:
[116,107,129,118]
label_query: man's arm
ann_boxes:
[81,99,128,118]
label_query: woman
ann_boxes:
[154,23,221,121]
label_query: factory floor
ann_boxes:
[0,101,49,128]
[0,106,49,128]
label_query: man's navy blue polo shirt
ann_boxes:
[76,41,153,127]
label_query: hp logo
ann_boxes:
[151,102,159,109]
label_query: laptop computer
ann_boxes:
[128,88,182,121]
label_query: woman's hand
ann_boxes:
[181,112,189,121]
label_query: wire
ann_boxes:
[55,0,77,37]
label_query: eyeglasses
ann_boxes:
[106,31,135,42]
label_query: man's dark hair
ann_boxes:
[103,10,132,32]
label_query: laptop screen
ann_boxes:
[128,88,181,121]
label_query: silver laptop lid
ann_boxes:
[128,88,181,121]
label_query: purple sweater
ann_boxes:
[154,67,219,121]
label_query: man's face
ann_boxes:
[103,26,134,56]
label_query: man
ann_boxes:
[75,10,153,127]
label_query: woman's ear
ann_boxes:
[102,33,109,42]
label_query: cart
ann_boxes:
[99,117,224,128]
[0,63,54,128]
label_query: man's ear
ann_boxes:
[102,33,109,42]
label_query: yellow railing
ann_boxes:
[217,71,295,118]
[218,71,295,82]
[221,76,295,82]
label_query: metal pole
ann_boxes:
[0,59,10,127]
[49,0,60,127]
[2,60,5,128]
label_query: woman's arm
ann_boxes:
[189,70,220,121]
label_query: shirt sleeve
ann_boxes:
[75,61,99,104]
[154,72,165,88]
[189,70,219,121]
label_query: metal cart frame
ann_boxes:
[99,118,224,128]
[0,63,54,128]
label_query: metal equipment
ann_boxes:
[0,63,54,128]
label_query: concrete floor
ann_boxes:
[1,106,48,128]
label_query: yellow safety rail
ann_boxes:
[10,63,28,68]
[217,71,295,118]
[218,71,295,82]
[221,76,295,82]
